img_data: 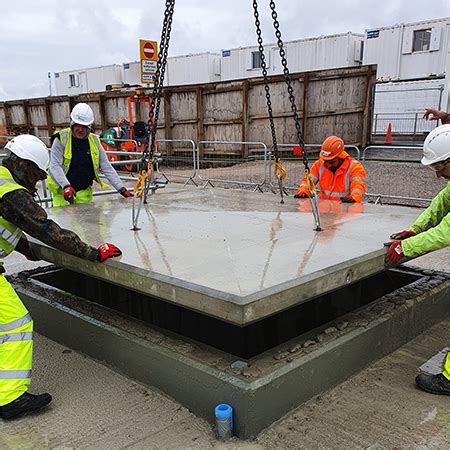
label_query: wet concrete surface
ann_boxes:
[44,186,419,297]
[31,186,424,325]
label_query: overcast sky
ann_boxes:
[1,0,449,100]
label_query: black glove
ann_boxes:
[341,197,356,203]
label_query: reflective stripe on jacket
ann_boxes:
[296,151,366,202]
[0,167,26,258]
[402,181,450,258]
[47,128,108,194]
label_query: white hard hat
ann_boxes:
[70,102,94,126]
[5,135,49,172]
[422,124,450,166]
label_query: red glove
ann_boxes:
[385,240,404,267]
[389,230,416,240]
[119,187,133,198]
[294,192,308,199]
[63,185,77,204]
[97,243,122,262]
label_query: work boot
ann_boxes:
[415,373,450,395]
[0,392,52,420]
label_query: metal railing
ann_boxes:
[372,113,437,137]
[157,139,197,186]
[0,134,435,209]
[102,138,197,186]
[362,145,423,163]
[196,141,268,191]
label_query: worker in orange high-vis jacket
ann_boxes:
[294,136,366,203]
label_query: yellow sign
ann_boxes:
[140,39,158,84]
[140,39,158,61]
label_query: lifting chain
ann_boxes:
[268,0,321,230]
[148,0,175,159]
[132,0,175,230]
[252,0,286,204]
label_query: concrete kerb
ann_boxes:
[11,267,450,439]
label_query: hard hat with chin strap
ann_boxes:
[5,135,49,172]
[70,103,94,127]
[320,135,345,161]
[422,124,450,166]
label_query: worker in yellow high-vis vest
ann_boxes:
[0,135,122,420]
[48,103,133,207]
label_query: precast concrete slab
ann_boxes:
[30,185,421,325]
[11,265,450,438]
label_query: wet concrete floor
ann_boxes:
[39,186,421,324]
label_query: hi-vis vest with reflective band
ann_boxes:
[0,166,25,257]
[296,153,366,202]
[47,128,108,193]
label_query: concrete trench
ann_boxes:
[10,265,450,439]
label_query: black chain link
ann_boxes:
[147,0,175,161]
[252,0,279,159]
[269,0,310,172]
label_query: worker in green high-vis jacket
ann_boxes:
[385,122,450,396]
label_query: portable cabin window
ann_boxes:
[251,51,262,69]
[69,74,79,87]
[413,29,431,52]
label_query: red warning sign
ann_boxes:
[140,40,158,62]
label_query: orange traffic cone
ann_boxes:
[385,122,392,145]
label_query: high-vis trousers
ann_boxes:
[442,353,450,380]
[0,275,33,406]
[52,186,94,207]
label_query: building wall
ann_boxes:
[166,53,221,86]
[364,18,450,81]
[49,18,450,117]
[220,33,363,81]
[54,65,123,96]
[54,53,221,95]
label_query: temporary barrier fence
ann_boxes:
[196,141,268,191]
[157,139,197,186]
[362,145,423,163]
[0,135,432,208]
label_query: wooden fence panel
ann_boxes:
[0,65,376,154]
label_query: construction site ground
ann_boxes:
[0,245,449,448]
[2,158,450,448]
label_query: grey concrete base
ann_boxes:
[12,269,450,439]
